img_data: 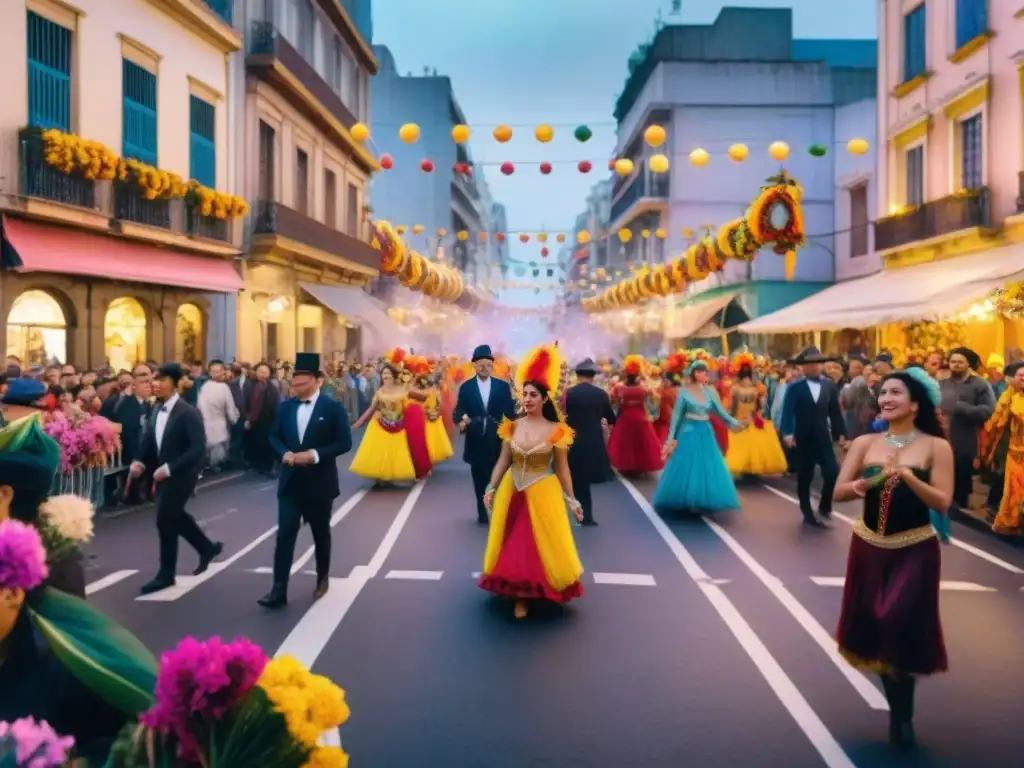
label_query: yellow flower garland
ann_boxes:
[187,182,250,220]
[41,129,119,181]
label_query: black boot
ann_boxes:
[258,582,288,609]
[880,674,900,744]
[889,677,917,750]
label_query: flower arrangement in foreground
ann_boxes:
[0,717,75,768]
[107,638,350,768]
[36,494,95,564]
[0,519,49,646]
[43,413,121,473]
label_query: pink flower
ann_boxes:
[0,717,75,767]
[0,520,49,591]
[43,414,122,472]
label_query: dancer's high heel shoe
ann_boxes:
[513,600,528,620]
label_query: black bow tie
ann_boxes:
[300,400,312,406]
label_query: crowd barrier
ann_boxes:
[51,449,126,509]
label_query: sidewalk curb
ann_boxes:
[950,507,1024,549]
[97,471,246,520]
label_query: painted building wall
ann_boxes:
[833,98,879,281]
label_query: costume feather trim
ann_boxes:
[515,344,561,396]
[623,354,645,377]
[546,423,575,449]
[497,417,515,442]
[384,348,407,367]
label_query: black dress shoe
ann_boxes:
[139,576,175,595]
[581,519,599,526]
[193,542,224,576]
[313,578,330,600]
[802,516,829,528]
[477,516,489,525]
[258,585,288,609]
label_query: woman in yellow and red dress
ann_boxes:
[401,354,433,479]
[350,349,418,484]
[440,356,460,435]
[480,343,585,620]
[654,353,686,444]
[415,359,453,465]
[725,352,789,476]
[607,355,664,475]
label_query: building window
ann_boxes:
[346,181,358,236]
[296,0,314,60]
[258,120,275,200]
[26,12,72,131]
[848,184,869,257]
[302,326,317,352]
[265,321,279,361]
[905,145,924,206]
[960,113,983,190]
[328,35,342,93]
[902,4,926,83]
[340,49,356,110]
[955,0,987,49]
[122,59,158,165]
[295,148,309,214]
[324,169,337,228]
[189,95,215,187]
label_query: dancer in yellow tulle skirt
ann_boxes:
[350,355,418,483]
[424,388,453,463]
[725,354,789,476]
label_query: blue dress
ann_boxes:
[652,385,741,512]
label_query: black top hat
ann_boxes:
[575,358,598,375]
[471,345,494,362]
[294,352,322,376]
[787,346,834,365]
[157,362,186,382]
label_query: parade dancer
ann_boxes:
[350,352,419,484]
[454,344,517,524]
[563,357,616,525]
[419,360,454,464]
[833,368,952,750]
[653,353,685,445]
[606,355,663,475]
[402,356,434,479]
[479,343,584,619]
[725,352,789,477]
[779,346,848,527]
[258,353,352,609]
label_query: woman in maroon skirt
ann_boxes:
[833,366,953,750]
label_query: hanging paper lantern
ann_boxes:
[808,144,828,157]
[395,225,407,235]
[618,228,632,243]
[578,160,592,174]
[520,234,531,243]
[541,247,549,257]
[847,138,869,155]
[457,230,469,241]
[535,124,554,142]
[452,124,471,143]
[437,228,447,237]
[420,159,434,173]
[648,154,669,174]
[655,227,667,239]
[689,148,709,166]
[380,154,393,170]
[350,123,370,142]
[769,141,790,161]
[500,161,515,175]
[412,224,424,235]
[537,233,548,243]
[399,123,420,143]
[574,125,592,142]
[641,229,651,239]
[614,158,634,176]
[681,227,693,238]
[493,125,513,142]
[495,233,506,242]
[643,125,667,147]
[539,162,552,175]
[556,234,566,243]
[727,143,748,162]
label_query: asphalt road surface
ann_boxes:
[83,446,1024,768]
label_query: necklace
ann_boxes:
[883,429,917,449]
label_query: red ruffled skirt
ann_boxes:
[403,402,433,479]
[440,386,456,435]
[836,534,948,676]
[478,491,583,603]
[709,414,729,454]
[607,410,664,474]
[654,420,671,445]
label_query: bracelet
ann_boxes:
[485,483,495,494]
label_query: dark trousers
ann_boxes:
[796,442,838,518]
[470,461,491,522]
[576,478,594,523]
[952,455,974,509]
[272,493,332,586]
[155,481,214,579]
[986,474,1005,511]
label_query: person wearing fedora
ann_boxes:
[563,358,616,525]
[454,344,517,523]
[258,353,352,609]
[780,346,848,526]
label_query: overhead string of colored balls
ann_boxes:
[346,121,871,175]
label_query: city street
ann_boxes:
[82,450,1024,768]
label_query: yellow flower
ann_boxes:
[302,746,349,768]
[258,656,350,749]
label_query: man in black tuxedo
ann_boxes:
[564,358,616,525]
[258,353,352,609]
[130,363,222,595]
[453,344,517,523]
[779,346,848,527]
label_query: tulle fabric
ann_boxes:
[425,417,453,463]
[653,420,740,512]
[349,416,418,482]
[607,409,664,473]
[725,420,789,475]
[403,401,433,478]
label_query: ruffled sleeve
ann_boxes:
[497,416,516,442]
[546,423,575,450]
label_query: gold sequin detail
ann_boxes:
[852,518,936,549]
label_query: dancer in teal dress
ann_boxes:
[653,360,743,512]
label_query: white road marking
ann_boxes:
[811,576,996,592]
[365,482,427,577]
[258,482,277,491]
[85,569,138,595]
[761,484,1024,576]
[199,508,238,528]
[618,477,858,768]
[385,570,444,580]
[249,567,273,575]
[291,489,370,574]
[592,572,656,586]
[471,572,481,579]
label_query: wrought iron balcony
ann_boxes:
[610,173,669,224]
[875,187,991,252]
[18,127,96,210]
[114,184,171,229]
[252,199,378,271]
[186,208,230,241]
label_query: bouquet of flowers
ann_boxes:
[36,495,96,563]
[43,414,121,473]
[106,638,350,768]
[0,717,75,767]
[0,519,49,646]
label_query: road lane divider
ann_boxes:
[761,484,1024,576]
[365,482,426,577]
[618,476,859,768]
[385,570,444,580]
[810,576,995,592]
[591,572,656,586]
[86,569,139,595]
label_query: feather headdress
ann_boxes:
[515,343,561,396]
[733,351,755,370]
[405,355,432,376]
[622,354,645,377]
[383,348,407,368]
[664,352,687,375]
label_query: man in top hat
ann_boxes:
[563,358,616,525]
[780,346,848,527]
[130,363,223,595]
[258,352,352,609]
[454,344,517,523]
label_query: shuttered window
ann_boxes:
[26,12,72,131]
[122,59,158,165]
[955,0,987,49]
[189,95,216,187]
[902,5,926,82]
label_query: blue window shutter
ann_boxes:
[26,12,72,131]
[122,59,158,166]
[955,0,986,49]
[189,95,216,187]
[902,5,927,82]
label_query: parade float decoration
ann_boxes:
[906,320,969,353]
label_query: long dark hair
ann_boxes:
[380,362,400,382]
[882,372,944,438]
[523,379,560,423]
[625,373,639,386]
[737,364,753,381]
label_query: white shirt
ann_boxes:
[806,378,821,403]
[296,389,321,464]
[476,375,491,408]
[154,393,179,478]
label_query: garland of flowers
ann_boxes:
[186,182,250,220]
[994,282,1024,318]
[42,413,121,473]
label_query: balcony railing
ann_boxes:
[253,199,378,271]
[875,188,991,252]
[115,184,171,229]
[18,127,96,210]
[610,173,669,224]
[202,0,232,25]
[187,208,229,241]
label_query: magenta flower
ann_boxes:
[0,520,48,591]
[43,414,121,473]
[141,636,268,763]
[0,717,75,767]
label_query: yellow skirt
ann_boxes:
[725,419,789,476]
[425,417,453,463]
[349,418,418,482]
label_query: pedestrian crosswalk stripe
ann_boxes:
[385,570,444,580]
[592,572,656,586]
[86,570,138,595]
[811,576,995,592]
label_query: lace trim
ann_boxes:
[852,518,936,549]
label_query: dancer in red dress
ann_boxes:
[401,355,433,479]
[607,355,664,475]
[654,353,685,444]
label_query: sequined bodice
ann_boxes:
[509,440,555,490]
[424,391,442,420]
[731,385,759,421]
[861,466,932,537]
[377,396,404,428]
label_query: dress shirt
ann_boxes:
[806,378,821,403]
[296,389,321,464]
[154,393,179,477]
[476,375,491,407]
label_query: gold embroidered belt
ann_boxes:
[685,414,709,421]
[852,518,936,549]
